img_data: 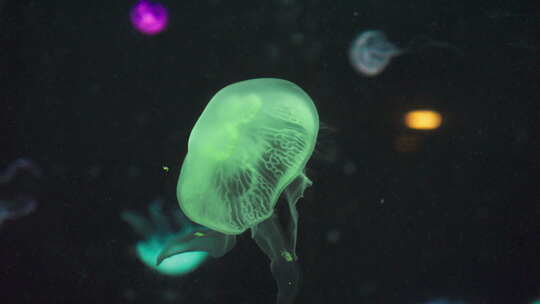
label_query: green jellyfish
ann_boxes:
[158,78,319,303]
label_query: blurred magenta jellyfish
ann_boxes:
[130,0,168,35]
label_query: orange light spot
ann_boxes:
[404,110,442,130]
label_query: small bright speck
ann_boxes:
[280,250,294,262]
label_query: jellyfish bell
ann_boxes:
[178,79,318,235]
[158,78,319,304]
[349,30,402,77]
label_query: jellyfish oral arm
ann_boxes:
[252,214,301,304]
[157,230,236,265]
[250,173,311,304]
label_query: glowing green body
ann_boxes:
[160,78,318,304]
[178,78,319,235]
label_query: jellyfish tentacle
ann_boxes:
[271,256,301,304]
[283,172,312,258]
[148,199,173,232]
[121,211,154,236]
[252,214,301,304]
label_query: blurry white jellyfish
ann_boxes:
[349,30,461,77]
[349,30,402,77]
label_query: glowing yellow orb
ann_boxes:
[404,110,442,130]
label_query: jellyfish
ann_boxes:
[0,158,41,183]
[349,30,462,77]
[121,199,208,276]
[0,158,40,228]
[129,0,168,35]
[349,30,402,77]
[158,78,319,304]
[0,196,37,227]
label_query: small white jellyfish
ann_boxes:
[349,30,461,77]
[349,30,402,77]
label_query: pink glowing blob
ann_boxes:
[130,0,168,35]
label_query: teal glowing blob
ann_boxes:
[134,237,207,276]
[121,199,208,276]
[158,78,319,304]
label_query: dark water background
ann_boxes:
[1,0,539,303]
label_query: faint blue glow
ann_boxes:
[0,158,40,228]
[349,30,401,77]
